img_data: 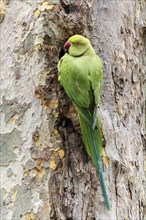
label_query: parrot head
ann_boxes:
[64,35,94,57]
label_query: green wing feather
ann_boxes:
[58,54,91,108]
[58,48,110,210]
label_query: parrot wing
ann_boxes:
[90,55,102,105]
[89,55,102,128]
[58,54,93,126]
[58,54,102,127]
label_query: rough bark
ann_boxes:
[1,0,146,219]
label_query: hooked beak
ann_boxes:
[64,41,71,51]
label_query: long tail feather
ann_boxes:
[79,114,111,210]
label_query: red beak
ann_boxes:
[64,41,71,50]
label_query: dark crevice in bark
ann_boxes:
[59,47,66,60]
[114,162,122,220]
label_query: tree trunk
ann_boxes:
[1,0,145,219]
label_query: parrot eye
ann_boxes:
[75,42,80,46]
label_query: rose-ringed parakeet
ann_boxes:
[58,35,110,210]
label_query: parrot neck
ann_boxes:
[68,45,96,57]
[84,46,96,56]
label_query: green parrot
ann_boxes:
[58,35,111,210]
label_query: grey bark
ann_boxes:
[0,0,145,219]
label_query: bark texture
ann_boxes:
[1,0,146,219]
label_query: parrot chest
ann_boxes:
[62,56,91,86]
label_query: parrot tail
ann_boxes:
[79,114,111,210]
